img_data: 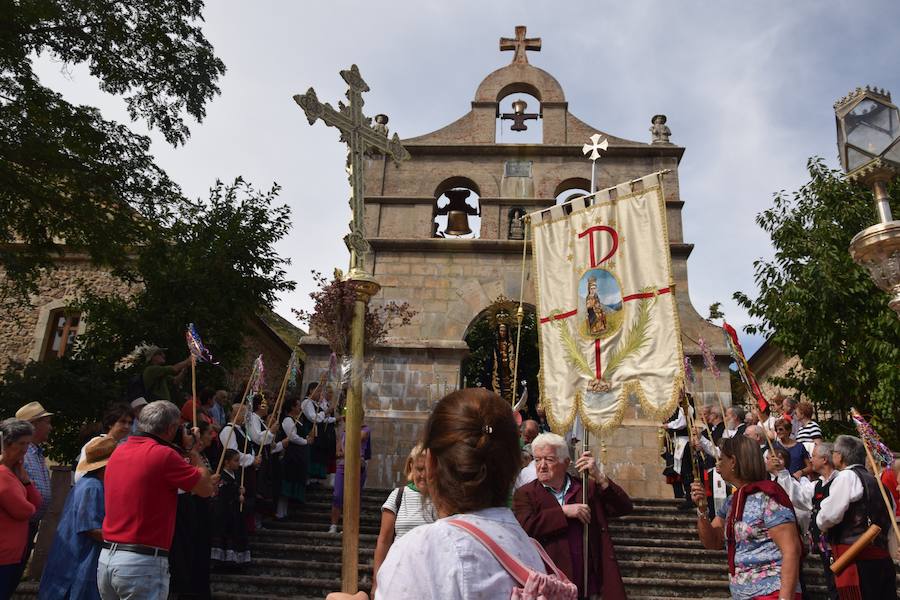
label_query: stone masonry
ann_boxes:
[300,29,732,498]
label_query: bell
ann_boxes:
[445,210,473,236]
[437,189,478,236]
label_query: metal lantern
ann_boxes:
[834,86,900,316]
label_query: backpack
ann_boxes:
[448,519,578,600]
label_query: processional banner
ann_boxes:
[531,172,683,435]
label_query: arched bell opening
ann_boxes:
[461,297,540,418]
[554,177,592,215]
[496,91,542,144]
[433,177,481,238]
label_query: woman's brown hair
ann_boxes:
[796,401,813,420]
[423,388,520,514]
[719,434,767,483]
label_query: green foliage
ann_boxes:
[0,179,294,457]
[1,0,225,300]
[462,312,540,415]
[734,158,900,447]
[0,358,120,463]
[708,302,724,321]
[76,178,294,371]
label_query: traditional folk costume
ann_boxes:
[210,468,250,567]
[168,453,213,599]
[817,464,897,600]
[247,411,284,512]
[301,396,335,482]
[662,406,694,502]
[219,422,257,531]
[513,476,633,600]
[280,415,310,504]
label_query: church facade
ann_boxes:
[300,27,731,498]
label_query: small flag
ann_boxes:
[851,408,894,468]
[186,323,218,364]
[722,322,768,413]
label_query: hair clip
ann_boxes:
[482,424,493,435]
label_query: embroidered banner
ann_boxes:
[531,172,683,434]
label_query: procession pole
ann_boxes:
[341,267,380,593]
[191,355,198,429]
[852,407,900,546]
[215,375,256,475]
[257,364,292,460]
[582,426,590,600]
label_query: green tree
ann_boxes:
[0,178,294,460]
[734,158,900,447]
[0,0,226,300]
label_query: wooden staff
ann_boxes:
[860,434,900,547]
[758,413,777,456]
[240,402,253,513]
[581,425,590,600]
[256,364,293,459]
[191,355,198,429]
[215,375,256,475]
[710,375,728,432]
[681,395,702,484]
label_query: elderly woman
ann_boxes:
[372,443,436,596]
[39,436,117,600]
[691,434,802,600]
[330,388,576,600]
[773,418,811,479]
[0,418,43,599]
[513,432,633,600]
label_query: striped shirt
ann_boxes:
[24,443,51,522]
[795,420,823,443]
[382,485,436,539]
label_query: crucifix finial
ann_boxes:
[500,25,541,65]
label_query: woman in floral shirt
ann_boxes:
[691,434,802,600]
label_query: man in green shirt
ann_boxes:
[142,346,191,402]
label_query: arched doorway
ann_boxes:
[462,296,540,418]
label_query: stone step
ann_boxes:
[211,573,371,598]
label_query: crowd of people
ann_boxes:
[0,345,357,600]
[2,341,898,600]
[663,395,899,600]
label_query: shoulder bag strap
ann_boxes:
[394,486,404,513]
[447,519,530,586]
[528,538,571,582]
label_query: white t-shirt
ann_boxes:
[381,486,436,539]
[375,507,546,600]
[514,460,537,490]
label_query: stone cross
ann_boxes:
[500,25,541,65]
[293,65,410,273]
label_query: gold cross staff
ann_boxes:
[293,65,410,275]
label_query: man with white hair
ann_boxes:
[769,441,839,599]
[513,432,633,600]
[816,435,896,599]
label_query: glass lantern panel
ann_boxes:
[845,99,899,156]
[883,140,900,165]
[847,147,872,171]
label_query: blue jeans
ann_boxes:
[97,547,169,600]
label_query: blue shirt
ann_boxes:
[38,475,105,600]
[717,491,800,600]
[209,401,226,429]
[24,444,51,522]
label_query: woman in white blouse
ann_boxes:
[328,388,553,600]
[277,397,313,518]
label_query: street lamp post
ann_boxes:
[834,86,900,316]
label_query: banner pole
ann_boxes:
[582,426,590,600]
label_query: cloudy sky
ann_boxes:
[35,1,900,356]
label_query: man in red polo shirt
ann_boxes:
[98,400,216,600]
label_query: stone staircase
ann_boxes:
[14,487,900,599]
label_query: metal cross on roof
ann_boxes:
[500,25,541,65]
[293,65,410,273]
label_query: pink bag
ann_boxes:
[448,519,578,600]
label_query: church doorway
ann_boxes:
[461,296,540,418]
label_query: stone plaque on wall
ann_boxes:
[504,160,532,177]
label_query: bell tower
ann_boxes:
[300,27,731,496]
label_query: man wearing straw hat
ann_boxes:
[14,401,53,580]
[38,436,117,600]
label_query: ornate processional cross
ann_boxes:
[500,25,541,65]
[293,65,411,274]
